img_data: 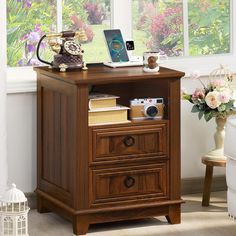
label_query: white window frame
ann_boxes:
[126,0,236,76]
[0,0,8,197]
[4,0,236,94]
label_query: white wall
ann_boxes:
[0,0,7,196]
[0,71,7,196]
[7,93,37,193]
[6,76,226,193]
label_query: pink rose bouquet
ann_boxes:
[182,68,236,121]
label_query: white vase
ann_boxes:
[204,117,227,161]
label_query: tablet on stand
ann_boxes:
[103,29,143,68]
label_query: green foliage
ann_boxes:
[7,0,111,66]
[7,0,56,66]
[62,0,88,29]
[133,1,184,56]
[8,0,230,66]
[204,111,214,122]
[133,0,230,57]
[188,0,230,55]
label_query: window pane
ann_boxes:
[132,0,184,57]
[188,0,230,56]
[62,0,111,62]
[7,0,57,67]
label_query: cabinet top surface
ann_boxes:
[34,65,185,85]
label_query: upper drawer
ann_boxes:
[90,122,168,163]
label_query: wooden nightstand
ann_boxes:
[34,65,185,235]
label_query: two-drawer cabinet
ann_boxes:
[89,123,169,207]
[35,65,185,235]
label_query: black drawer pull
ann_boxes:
[124,176,135,188]
[123,136,135,147]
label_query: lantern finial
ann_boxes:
[11,183,16,189]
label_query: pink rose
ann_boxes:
[191,88,205,102]
[219,90,231,103]
[211,79,227,88]
[205,91,221,109]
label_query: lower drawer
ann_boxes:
[90,162,169,206]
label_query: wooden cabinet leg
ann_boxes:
[165,205,181,224]
[202,165,213,206]
[73,216,89,235]
[37,195,51,213]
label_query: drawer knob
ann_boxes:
[123,136,135,147]
[124,176,135,188]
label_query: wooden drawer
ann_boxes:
[90,123,168,163]
[90,162,169,206]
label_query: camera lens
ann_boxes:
[144,104,158,118]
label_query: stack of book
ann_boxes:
[88,93,130,125]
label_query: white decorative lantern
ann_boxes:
[0,184,30,236]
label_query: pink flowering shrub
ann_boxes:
[137,3,183,56]
[70,15,94,42]
[137,3,157,30]
[84,2,105,25]
[150,7,183,56]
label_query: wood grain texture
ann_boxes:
[34,65,185,85]
[202,165,214,207]
[202,158,226,167]
[37,74,76,208]
[90,122,168,164]
[169,78,181,200]
[201,158,226,206]
[90,163,169,207]
[35,65,184,235]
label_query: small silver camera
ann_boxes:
[130,98,164,120]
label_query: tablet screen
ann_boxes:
[104,29,129,62]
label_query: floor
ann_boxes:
[28,191,236,236]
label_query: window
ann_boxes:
[133,0,184,57]
[7,0,111,67]
[6,0,234,67]
[3,217,13,235]
[132,0,231,57]
[3,0,236,93]
[17,216,26,235]
[62,0,111,62]
[7,0,57,67]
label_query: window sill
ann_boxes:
[6,55,236,94]
[7,67,37,94]
[163,54,236,77]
